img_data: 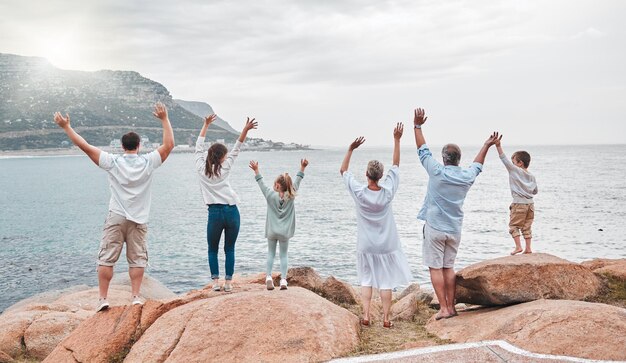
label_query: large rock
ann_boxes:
[286,267,324,291]
[391,293,422,321]
[0,274,176,361]
[426,299,626,361]
[396,282,420,301]
[319,276,359,306]
[582,258,626,281]
[125,287,359,362]
[455,253,603,305]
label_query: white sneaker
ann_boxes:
[131,296,143,306]
[280,279,288,290]
[97,298,109,312]
[223,282,232,292]
[212,280,221,291]
[266,276,275,290]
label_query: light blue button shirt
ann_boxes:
[417,144,483,234]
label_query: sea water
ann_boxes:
[1,145,625,312]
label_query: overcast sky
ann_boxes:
[1,0,624,146]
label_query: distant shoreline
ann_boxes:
[0,146,316,158]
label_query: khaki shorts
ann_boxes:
[98,212,148,268]
[509,203,535,238]
[422,223,461,269]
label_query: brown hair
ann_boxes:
[205,143,228,178]
[512,151,531,168]
[121,132,140,151]
[275,173,297,199]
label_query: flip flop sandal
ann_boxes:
[383,321,394,328]
[360,318,370,326]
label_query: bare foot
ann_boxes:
[510,248,523,255]
[523,250,533,254]
[434,311,453,320]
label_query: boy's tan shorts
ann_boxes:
[509,203,534,239]
[98,212,148,268]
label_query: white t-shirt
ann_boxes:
[98,150,163,224]
[195,137,242,205]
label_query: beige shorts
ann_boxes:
[422,223,461,269]
[98,212,148,268]
[509,203,535,238]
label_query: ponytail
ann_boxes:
[275,173,297,199]
[205,143,228,178]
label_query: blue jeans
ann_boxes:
[207,204,240,280]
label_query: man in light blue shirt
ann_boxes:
[413,107,499,320]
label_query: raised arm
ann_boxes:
[249,160,272,198]
[413,108,428,148]
[239,117,258,143]
[392,123,403,166]
[473,132,500,165]
[340,137,365,175]
[153,103,175,162]
[294,158,308,189]
[54,112,101,165]
[199,113,217,138]
[495,134,504,156]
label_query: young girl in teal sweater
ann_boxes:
[249,159,308,290]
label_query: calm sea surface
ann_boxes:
[1,145,625,312]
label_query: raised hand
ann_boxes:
[204,114,217,126]
[393,122,404,140]
[414,108,428,126]
[300,158,309,171]
[249,160,259,173]
[244,117,258,132]
[152,102,168,121]
[53,112,71,129]
[484,132,501,147]
[349,136,365,151]
[494,133,503,147]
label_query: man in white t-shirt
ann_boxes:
[53,103,174,311]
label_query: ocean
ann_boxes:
[1,145,625,312]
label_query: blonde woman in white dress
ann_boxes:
[340,123,412,328]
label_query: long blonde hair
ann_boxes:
[275,173,297,199]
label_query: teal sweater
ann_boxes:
[255,171,304,240]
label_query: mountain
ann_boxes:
[0,53,239,150]
[174,99,239,134]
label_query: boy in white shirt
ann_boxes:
[495,136,538,255]
[53,103,174,311]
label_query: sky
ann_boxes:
[1,0,625,146]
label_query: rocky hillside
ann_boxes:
[0,53,238,150]
[174,99,238,134]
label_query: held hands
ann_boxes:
[152,102,168,121]
[249,160,259,174]
[300,158,309,172]
[53,112,71,129]
[484,132,501,147]
[243,117,258,132]
[349,136,365,151]
[414,108,427,126]
[204,114,217,126]
[393,122,404,140]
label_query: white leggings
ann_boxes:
[267,239,289,277]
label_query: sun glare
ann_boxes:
[35,33,85,70]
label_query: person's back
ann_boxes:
[52,103,174,311]
[417,146,482,234]
[100,150,162,224]
[495,138,538,255]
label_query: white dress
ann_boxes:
[343,165,412,289]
